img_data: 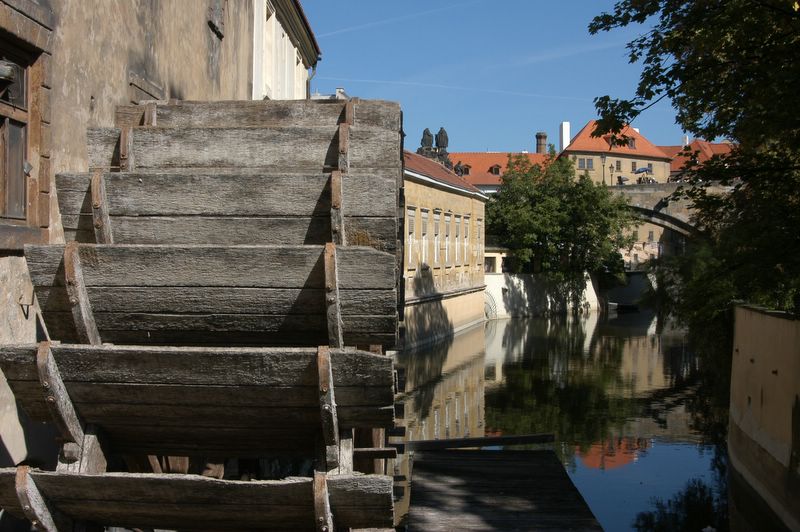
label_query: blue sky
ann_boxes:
[303,1,686,152]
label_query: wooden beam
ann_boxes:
[313,471,334,532]
[63,241,101,345]
[15,465,72,532]
[90,171,113,244]
[344,98,356,126]
[323,243,344,348]
[333,428,354,475]
[37,341,84,445]
[317,346,339,471]
[330,170,345,246]
[143,102,157,126]
[353,447,397,460]
[337,123,349,172]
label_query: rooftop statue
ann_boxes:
[421,128,433,149]
[435,127,449,151]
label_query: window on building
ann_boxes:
[628,138,637,149]
[578,158,586,170]
[433,210,441,265]
[420,209,429,264]
[463,166,470,176]
[586,158,594,170]
[615,160,621,171]
[477,219,483,265]
[632,230,639,242]
[463,216,470,265]
[489,165,501,176]
[444,213,451,264]
[631,161,637,172]
[1,52,29,220]
[647,162,653,172]
[454,215,461,264]
[406,207,416,268]
[648,230,654,242]
[484,256,496,273]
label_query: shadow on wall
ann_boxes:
[403,265,454,349]
[497,273,587,318]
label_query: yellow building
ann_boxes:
[402,151,488,349]
[562,120,673,186]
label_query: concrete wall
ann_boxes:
[403,289,485,350]
[484,272,600,319]
[729,305,800,531]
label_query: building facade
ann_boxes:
[562,121,673,186]
[659,138,734,180]
[0,0,318,469]
[402,150,487,349]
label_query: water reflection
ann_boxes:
[396,311,731,530]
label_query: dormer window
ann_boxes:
[628,138,637,149]
[489,165,501,176]
[463,165,470,176]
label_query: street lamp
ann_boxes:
[600,154,607,185]
[609,164,615,186]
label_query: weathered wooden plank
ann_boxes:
[353,447,398,460]
[313,471,334,532]
[343,171,398,217]
[63,241,100,345]
[318,346,340,469]
[86,125,400,172]
[26,244,395,290]
[65,383,393,410]
[352,100,402,130]
[0,468,23,517]
[119,126,133,171]
[48,344,392,387]
[70,403,391,429]
[16,465,73,531]
[34,286,397,317]
[324,244,344,348]
[338,123,350,172]
[150,100,347,128]
[89,170,113,243]
[57,172,333,216]
[26,471,393,530]
[36,341,84,444]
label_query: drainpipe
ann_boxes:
[306,61,318,100]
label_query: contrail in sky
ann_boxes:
[317,0,483,38]
[316,76,589,102]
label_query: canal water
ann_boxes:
[395,311,730,531]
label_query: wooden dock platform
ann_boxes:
[408,450,602,531]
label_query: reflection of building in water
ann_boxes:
[577,437,651,470]
[396,323,487,442]
[392,323,487,525]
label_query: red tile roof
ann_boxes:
[659,139,734,173]
[403,150,484,196]
[448,152,550,186]
[563,120,672,160]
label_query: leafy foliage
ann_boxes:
[486,153,634,306]
[591,0,800,316]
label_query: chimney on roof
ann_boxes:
[633,127,640,134]
[535,132,547,154]
[559,122,571,152]
[682,135,690,146]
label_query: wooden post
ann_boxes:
[118,126,133,171]
[337,123,349,173]
[63,242,101,345]
[143,102,157,126]
[323,243,343,348]
[313,471,334,532]
[15,465,72,531]
[36,341,84,445]
[90,170,113,244]
[330,171,345,246]
[317,346,339,471]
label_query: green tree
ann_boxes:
[486,153,633,306]
[590,0,800,317]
